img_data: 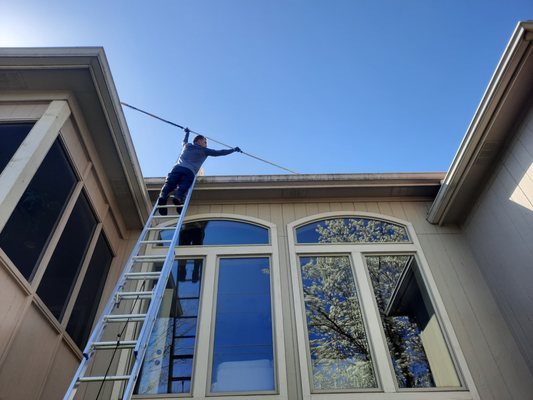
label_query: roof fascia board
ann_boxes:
[85,49,151,222]
[427,21,533,225]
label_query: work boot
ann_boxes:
[172,196,184,214]
[157,197,168,215]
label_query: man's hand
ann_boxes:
[234,147,242,153]
[184,127,190,134]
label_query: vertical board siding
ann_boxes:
[184,197,532,399]
[464,105,533,378]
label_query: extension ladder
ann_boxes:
[64,177,197,400]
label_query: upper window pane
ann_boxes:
[365,255,461,388]
[0,139,77,280]
[37,191,97,320]
[66,232,113,349]
[296,218,409,244]
[160,220,269,246]
[0,123,33,174]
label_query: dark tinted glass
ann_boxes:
[0,123,33,173]
[0,139,77,280]
[211,258,274,393]
[66,233,113,348]
[296,218,409,244]
[160,220,269,246]
[37,192,97,320]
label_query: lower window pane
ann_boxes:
[66,233,113,348]
[365,255,461,388]
[36,191,96,320]
[211,257,275,393]
[136,259,202,395]
[299,256,377,390]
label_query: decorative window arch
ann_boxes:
[295,216,410,244]
[287,212,478,399]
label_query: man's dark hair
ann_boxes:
[193,135,206,144]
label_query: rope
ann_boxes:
[121,102,299,174]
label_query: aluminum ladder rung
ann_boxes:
[140,239,172,245]
[156,204,183,208]
[92,340,137,350]
[145,226,175,231]
[78,375,131,382]
[152,214,180,219]
[104,313,146,322]
[132,255,167,262]
[116,291,153,300]
[125,271,161,280]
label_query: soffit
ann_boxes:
[145,173,445,203]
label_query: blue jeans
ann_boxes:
[159,166,195,202]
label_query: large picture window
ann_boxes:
[136,217,284,398]
[290,214,471,398]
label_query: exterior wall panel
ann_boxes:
[183,197,533,399]
[464,105,533,375]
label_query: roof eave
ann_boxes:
[427,21,533,225]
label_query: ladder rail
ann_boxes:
[122,175,197,398]
[64,177,197,400]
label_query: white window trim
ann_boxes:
[287,211,480,400]
[140,214,288,400]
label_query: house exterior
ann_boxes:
[0,21,532,400]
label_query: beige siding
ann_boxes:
[183,198,532,399]
[464,104,533,376]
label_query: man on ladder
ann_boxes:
[157,128,242,215]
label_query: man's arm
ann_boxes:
[204,148,236,157]
[183,127,191,145]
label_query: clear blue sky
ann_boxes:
[1,1,531,177]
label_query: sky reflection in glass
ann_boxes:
[211,257,275,393]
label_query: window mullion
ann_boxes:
[192,252,217,398]
[351,251,396,393]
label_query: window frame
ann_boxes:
[287,211,480,400]
[139,214,288,400]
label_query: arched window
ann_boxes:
[296,217,409,244]
[289,214,472,399]
[138,216,286,398]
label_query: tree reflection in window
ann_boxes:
[300,256,377,390]
[296,218,409,244]
[159,220,269,246]
[365,255,461,388]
